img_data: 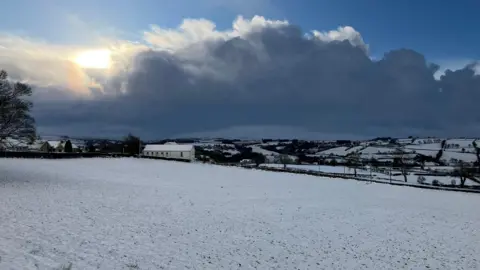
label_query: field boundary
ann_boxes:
[241,165,480,194]
[0,151,131,159]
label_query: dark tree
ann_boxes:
[435,149,443,162]
[253,153,266,167]
[473,140,480,173]
[123,133,142,155]
[279,155,292,169]
[88,145,95,152]
[85,141,96,152]
[441,139,446,149]
[64,140,73,153]
[0,70,36,144]
[346,152,361,177]
[454,162,469,187]
[393,149,408,182]
[329,158,338,166]
[369,157,379,167]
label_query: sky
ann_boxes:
[0,0,479,140]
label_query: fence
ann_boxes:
[140,155,192,163]
[240,164,480,194]
[0,151,121,159]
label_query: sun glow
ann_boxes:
[74,49,111,69]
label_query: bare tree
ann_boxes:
[393,148,409,182]
[346,152,361,177]
[452,161,480,187]
[454,161,470,188]
[279,154,292,169]
[473,140,480,173]
[0,70,36,145]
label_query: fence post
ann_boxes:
[389,167,392,183]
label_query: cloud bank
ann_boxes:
[1,16,479,139]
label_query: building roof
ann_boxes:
[28,142,46,150]
[47,140,79,149]
[0,138,30,149]
[143,144,194,152]
[47,141,63,148]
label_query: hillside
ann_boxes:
[1,158,479,269]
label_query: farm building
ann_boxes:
[41,140,81,153]
[0,138,30,151]
[143,144,195,162]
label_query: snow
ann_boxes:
[446,138,477,149]
[406,148,478,164]
[45,141,80,150]
[411,138,444,144]
[442,151,478,163]
[405,143,442,151]
[1,158,480,269]
[261,164,363,174]
[46,140,63,148]
[397,138,413,145]
[193,142,226,147]
[378,171,479,186]
[260,164,479,186]
[316,146,363,157]
[358,146,397,155]
[0,138,29,148]
[249,146,279,156]
[222,149,240,155]
[257,141,281,146]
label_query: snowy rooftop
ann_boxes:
[46,140,80,149]
[0,137,30,148]
[47,140,63,148]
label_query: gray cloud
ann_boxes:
[25,17,480,139]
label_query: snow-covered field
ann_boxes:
[1,158,480,269]
[260,164,370,175]
[316,146,364,156]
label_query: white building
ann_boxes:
[44,140,80,152]
[143,144,195,162]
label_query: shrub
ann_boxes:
[417,176,426,184]
[64,140,73,153]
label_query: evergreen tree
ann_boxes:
[64,140,73,153]
[123,133,142,155]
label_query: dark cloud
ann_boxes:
[31,21,480,139]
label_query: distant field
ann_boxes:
[1,158,479,269]
[260,163,479,186]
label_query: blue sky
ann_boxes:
[1,0,479,61]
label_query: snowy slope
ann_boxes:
[249,145,279,156]
[405,147,478,164]
[405,143,442,151]
[0,158,479,269]
[316,146,363,157]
